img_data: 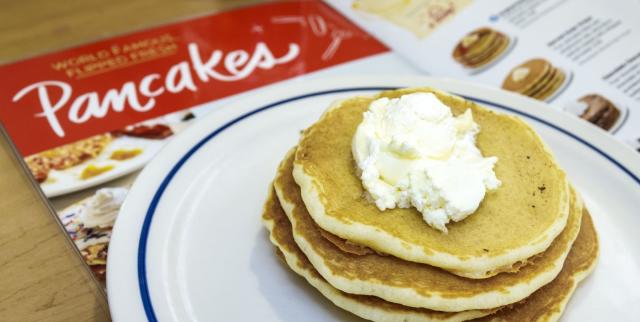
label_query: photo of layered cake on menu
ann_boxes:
[564,94,628,132]
[452,27,513,71]
[58,187,128,283]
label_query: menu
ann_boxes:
[0,1,392,285]
[327,0,640,149]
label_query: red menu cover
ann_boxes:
[0,1,386,156]
[0,1,387,283]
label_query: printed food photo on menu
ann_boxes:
[352,0,474,38]
[452,27,513,71]
[58,187,128,282]
[564,94,628,132]
[501,58,571,102]
[1,1,640,321]
[25,110,194,197]
[20,109,195,285]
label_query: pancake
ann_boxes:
[451,27,509,68]
[502,59,568,102]
[265,188,598,322]
[293,87,570,278]
[465,36,509,68]
[262,188,496,322]
[277,150,583,312]
[502,59,551,93]
[522,67,556,97]
[533,69,566,101]
[453,29,497,60]
[472,212,598,321]
[453,28,510,69]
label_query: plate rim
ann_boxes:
[107,75,640,322]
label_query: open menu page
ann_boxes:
[327,0,640,150]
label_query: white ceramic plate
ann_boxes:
[107,76,640,322]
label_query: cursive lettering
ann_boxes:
[13,41,300,137]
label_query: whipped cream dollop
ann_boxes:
[352,93,501,232]
[80,187,128,229]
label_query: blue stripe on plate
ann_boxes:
[137,87,639,322]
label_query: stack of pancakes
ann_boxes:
[502,58,567,101]
[262,88,598,321]
[452,28,510,69]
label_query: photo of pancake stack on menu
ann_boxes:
[452,27,511,70]
[502,58,569,102]
[262,87,599,322]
